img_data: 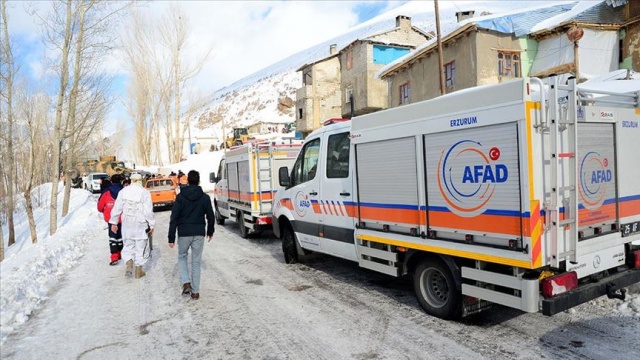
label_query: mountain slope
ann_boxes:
[190,0,576,141]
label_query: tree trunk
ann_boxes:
[173,44,182,163]
[49,0,74,235]
[1,0,16,246]
[62,0,88,217]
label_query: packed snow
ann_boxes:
[3,162,637,351]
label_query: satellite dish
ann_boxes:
[566,26,584,42]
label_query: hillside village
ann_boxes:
[188,0,638,150]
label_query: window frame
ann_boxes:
[345,86,353,104]
[444,60,455,87]
[498,50,521,78]
[399,82,411,105]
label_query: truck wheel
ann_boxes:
[281,225,299,264]
[413,258,461,320]
[215,205,225,225]
[237,210,249,238]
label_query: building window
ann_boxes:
[498,51,520,77]
[444,61,455,87]
[298,108,303,120]
[346,50,353,70]
[400,82,410,105]
[345,86,353,104]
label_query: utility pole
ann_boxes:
[434,0,446,95]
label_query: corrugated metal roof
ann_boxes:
[474,3,575,37]
[575,1,626,24]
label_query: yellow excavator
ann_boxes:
[221,128,254,149]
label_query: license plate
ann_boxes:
[621,221,640,237]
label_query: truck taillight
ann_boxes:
[633,250,640,268]
[257,217,271,225]
[541,271,578,298]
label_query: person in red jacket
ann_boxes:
[98,174,124,265]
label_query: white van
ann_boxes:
[83,172,109,193]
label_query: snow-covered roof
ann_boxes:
[530,0,626,34]
[377,2,579,79]
[296,18,428,72]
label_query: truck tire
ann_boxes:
[237,210,249,238]
[281,225,299,264]
[215,205,225,225]
[413,258,461,320]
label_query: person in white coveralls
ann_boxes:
[109,173,156,278]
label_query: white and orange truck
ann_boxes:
[213,140,302,237]
[272,76,640,319]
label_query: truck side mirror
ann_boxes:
[278,166,290,187]
[209,172,217,183]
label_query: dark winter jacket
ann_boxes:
[168,185,214,243]
[97,183,124,223]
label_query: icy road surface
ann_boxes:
[3,210,639,360]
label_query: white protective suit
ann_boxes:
[109,181,156,266]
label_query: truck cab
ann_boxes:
[273,119,356,262]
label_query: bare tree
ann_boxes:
[121,8,171,166]
[0,0,17,247]
[45,0,73,235]
[34,0,129,232]
[122,4,211,166]
[14,84,51,244]
[157,4,211,163]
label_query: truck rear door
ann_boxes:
[577,123,618,237]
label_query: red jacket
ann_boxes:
[97,186,122,223]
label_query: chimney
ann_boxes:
[456,10,475,23]
[329,44,337,55]
[395,15,411,29]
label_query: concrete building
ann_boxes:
[378,1,636,107]
[295,15,432,137]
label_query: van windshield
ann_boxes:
[92,174,107,180]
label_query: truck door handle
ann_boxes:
[309,191,318,196]
[340,192,350,196]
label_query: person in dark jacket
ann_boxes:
[168,170,215,300]
[97,174,124,265]
[100,177,111,194]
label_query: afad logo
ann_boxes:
[579,151,612,210]
[294,191,311,217]
[437,140,508,217]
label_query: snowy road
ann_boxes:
[2,209,639,360]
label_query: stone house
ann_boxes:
[378,1,637,107]
[295,15,432,137]
[247,120,291,135]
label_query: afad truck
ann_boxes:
[214,140,302,237]
[272,77,640,319]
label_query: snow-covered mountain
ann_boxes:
[189,0,577,140]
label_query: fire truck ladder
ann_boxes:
[255,146,273,214]
[547,77,579,266]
